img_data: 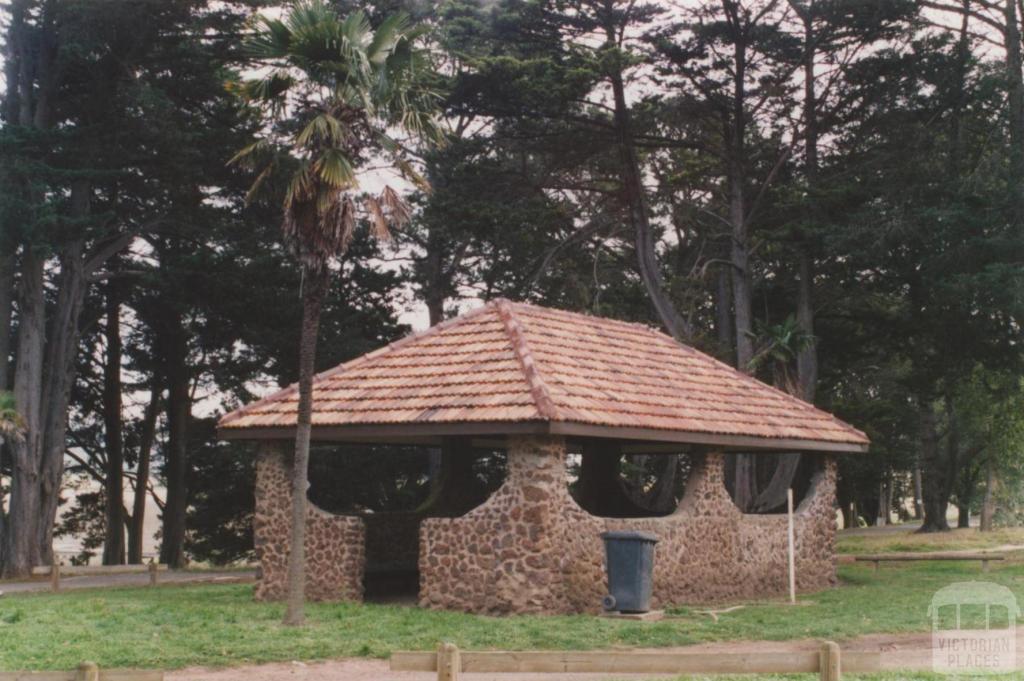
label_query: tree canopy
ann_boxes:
[0,0,1022,576]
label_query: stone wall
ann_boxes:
[420,435,837,615]
[253,444,365,602]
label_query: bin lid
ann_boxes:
[600,530,659,543]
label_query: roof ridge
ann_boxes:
[495,299,560,421]
[509,299,660,334]
[218,302,499,428]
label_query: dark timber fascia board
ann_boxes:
[218,419,868,453]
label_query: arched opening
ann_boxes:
[723,453,820,514]
[306,440,507,603]
[568,439,693,517]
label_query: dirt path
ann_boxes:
[169,629,1024,680]
[0,570,255,594]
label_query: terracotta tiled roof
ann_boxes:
[219,300,869,451]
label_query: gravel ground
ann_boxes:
[167,630,1024,680]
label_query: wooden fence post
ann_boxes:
[787,488,796,604]
[149,560,158,586]
[819,641,841,681]
[437,642,460,681]
[76,661,99,681]
[51,562,60,593]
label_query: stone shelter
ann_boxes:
[218,299,869,614]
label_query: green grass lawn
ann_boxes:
[836,526,1024,554]
[1,556,1022,674]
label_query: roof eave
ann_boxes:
[218,419,869,453]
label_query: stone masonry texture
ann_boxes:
[253,444,364,602]
[254,436,838,612]
[419,434,837,614]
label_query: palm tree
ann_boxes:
[231,1,443,625]
[0,391,26,445]
[749,317,815,396]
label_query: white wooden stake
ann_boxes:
[787,487,796,604]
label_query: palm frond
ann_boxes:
[244,17,293,60]
[231,69,294,109]
[378,185,412,227]
[365,196,391,242]
[367,13,410,65]
[227,139,272,168]
[394,157,431,194]
[232,1,443,266]
[295,113,347,150]
[312,148,357,189]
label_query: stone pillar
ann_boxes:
[420,434,597,614]
[794,454,839,590]
[252,442,365,602]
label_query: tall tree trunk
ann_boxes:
[36,187,92,566]
[0,247,11,569]
[2,0,63,577]
[980,456,996,532]
[283,268,328,627]
[0,249,14,390]
[603,16,692,342]
[728,170,753,369]
[644,456,678,513]
[3,251,45,577]
[957,504,970,529]
[795,9,819,404]
[795,252,817,401]
[714,265,734,354]
[1,0,29,125]
[416,437,485,517]
[129,382,161,563]
[1005,0,1024,220]
[912,466,924,520]
[159,311,190,568]
[3,5,38,574]
[422,239,447,327]
[877,477,893,526]
[918,404,951,532]
[723,30,758,513]
[727,26,753,370]
[102,285,125,565]
[576,441,620,515]
[840,503,854,530]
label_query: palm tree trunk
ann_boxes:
[283,268,328,627]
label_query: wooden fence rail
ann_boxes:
[0,661,163,681]
[392,642,900,680]
[32,562,167,592]
[853,552,1005,573]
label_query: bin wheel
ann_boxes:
[602,594,616,611]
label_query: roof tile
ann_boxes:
[219,299,869,448]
